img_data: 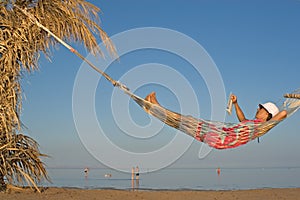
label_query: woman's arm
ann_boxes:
[271,110,287,121]
[231,94,247,122]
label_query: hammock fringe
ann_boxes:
[284,93,300,99]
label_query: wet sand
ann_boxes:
[1,187,300,200]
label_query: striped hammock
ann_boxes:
[125,89,300,149]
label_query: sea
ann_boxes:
[43,167,300,190]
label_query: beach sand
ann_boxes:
[1,187,300,200]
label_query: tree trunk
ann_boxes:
[0,172,6,191]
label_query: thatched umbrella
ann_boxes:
[0,0,116,192]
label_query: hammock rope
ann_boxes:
[15,5,129,92]
[17,6,300,149]
[284,93,300,99]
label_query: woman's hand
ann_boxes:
[231,94,237,104]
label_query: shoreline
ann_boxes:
[36,186,300,192]
[1,187,300,200]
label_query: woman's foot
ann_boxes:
[143,92,160,113]
[145,92,160,105]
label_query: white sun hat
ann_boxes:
[260,102,279,117]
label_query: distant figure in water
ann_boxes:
[131,167,135,180]
[135,166,140,189]
[131,167,135,190]
[84,167,89,180]
[104,173,112,178]
[217,167,221,176]
[135,166,140,180]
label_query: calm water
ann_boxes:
[43,167,300,190]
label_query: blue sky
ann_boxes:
[22,0,300,171]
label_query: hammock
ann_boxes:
[127,90,300,149]
[17,7,300,149]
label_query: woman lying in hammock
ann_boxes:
[230,94,287,122]
[143,92,287,149]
